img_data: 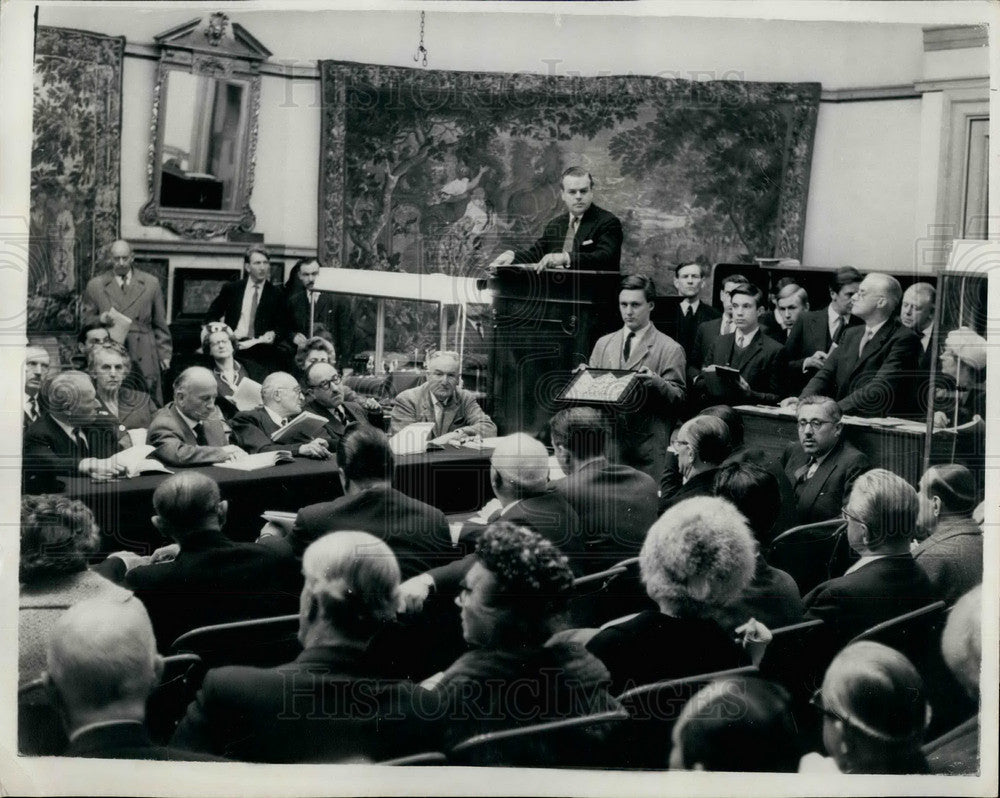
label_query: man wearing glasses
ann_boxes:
[780,395,869,526]
[229,372,331,459]
[302,361,371,449]
[390,350,496,442]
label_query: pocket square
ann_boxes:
[582,239,594,246]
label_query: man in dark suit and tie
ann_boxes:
[780,395,869,526]
[284,257,351,365]
[22,370,127,492]
[900,282,936,372]
[488,166,623,273]
[205,245,289,373]
[23,344,50,427]
[781,266,863,393]
[301,361,371,450]
[229,371,332,459]
[792,273,922,418]
[693,283,783,407]
[669,262,721,361]
[686,273,751,384]
[761,282,809,343]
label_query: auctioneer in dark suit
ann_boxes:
[82,268,172,403]
[279,485,454,578]
[119,527,302,650]
[512,203,623,272]
[702,329,783,405]
[801,317,921,417]
[588,324,686,482]
[22,413,122,493]
[171,645,404,763]
[667,300,721,365]
[286,288,352,365]
[780,438,870,527]
[229,406,322,454]
[389,383,496,439]
[552,456,657,572]
[147,403,234,466]
[205,278,289,339]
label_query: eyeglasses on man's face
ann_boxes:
[840,505,865,525]
[809,689,852,726]
[309,375,342,391]
[796,418,834,431]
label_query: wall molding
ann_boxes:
[129,239,316,259]
[820,85,920,103]
[923,25,989,52]
[126,42,320,79]
[913,76,989,94]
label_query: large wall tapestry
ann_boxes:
[319,61,820,357]
[29,26,124,336]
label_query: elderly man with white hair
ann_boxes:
[43,598,220,759]
[398,432,582,613]
[389,349,496,442]
[229,371,331,458]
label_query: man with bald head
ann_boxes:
[23,344,50,426]
[790,272,921,417]
[23,370,127,491]
[390,350,496,441]
[147,367,248,466]
[398,432,583,613]
[43,597,221,759]
[100,471,301,649]
[229,371,331,458]
[83,239,172,403]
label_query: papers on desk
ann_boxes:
[734,404,797,416]
[214,451,294,471]
[109,444,172,477]
[270,411,328,442]
[106,307,132,344]
[389,422,435,455]
[233,379,263,412]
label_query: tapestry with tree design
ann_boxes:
[319,61,819,359]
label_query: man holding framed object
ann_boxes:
[488,167,623,273]
[586,274,686,481]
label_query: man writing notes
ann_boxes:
[390,350,496,442]
[588,275,686,482]
[82,239,172,403]
[488,167,623,272]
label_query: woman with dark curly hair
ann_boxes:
[19,494,133,688]
[586,495,755,695]
[395,521,621,765]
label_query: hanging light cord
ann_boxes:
[413,11,428,67]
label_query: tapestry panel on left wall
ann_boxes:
[29,26,124,343]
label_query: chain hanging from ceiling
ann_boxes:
[413,11,428,67]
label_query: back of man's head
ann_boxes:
[682,415,733,466]
[338,425,393,486]
[849,468,917,549]
[713,461,781,547]
[46,598,162,728]
[922,464,976,516]
[491,433,549,496]
[701,405,744,448]
[152,471,223,539]
[549,407,610,462]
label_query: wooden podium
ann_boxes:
[487,267,620,435]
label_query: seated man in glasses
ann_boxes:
[780,395,869,527]
[301,362,372,451]
[228,372,331,459]
[389,350,496,443]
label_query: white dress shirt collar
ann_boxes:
[842,553,891,576]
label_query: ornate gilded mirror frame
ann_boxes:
[139,13,271,239]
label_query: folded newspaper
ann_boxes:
[109,444,172,477]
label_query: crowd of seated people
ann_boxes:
[17,251,986,775]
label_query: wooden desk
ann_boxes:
[63,448,494,554]
[736,406,928,486]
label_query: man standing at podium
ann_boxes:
[489,167,623,273]
[588,275,686,481]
